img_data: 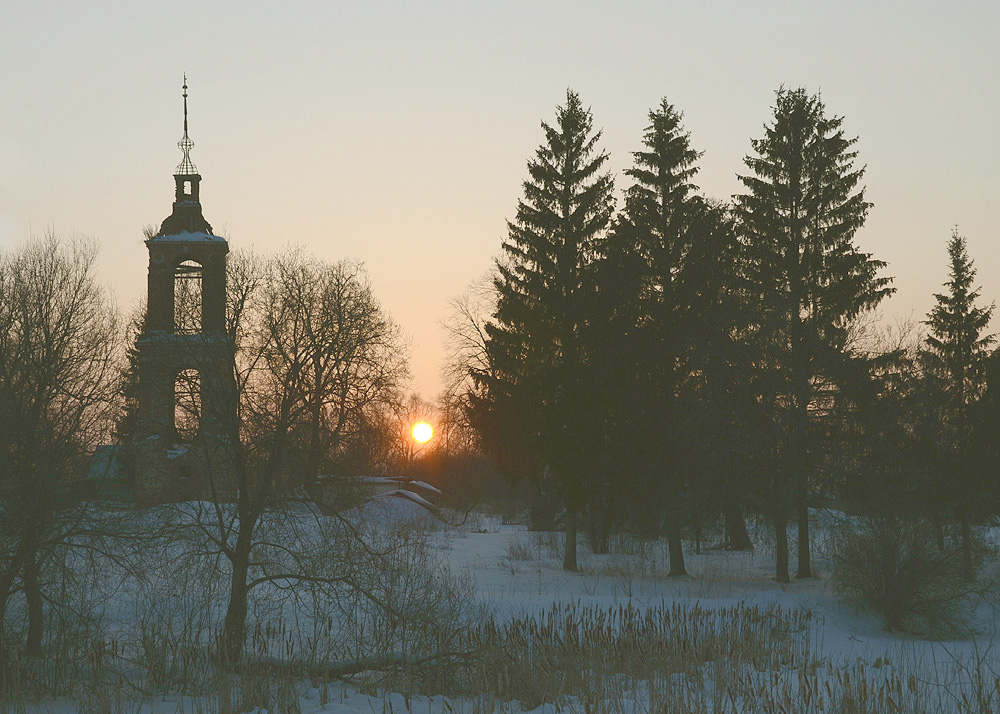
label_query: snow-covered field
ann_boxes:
[8,500,1000,714]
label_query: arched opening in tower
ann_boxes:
[174,260,203,333]
[174,368,202,442]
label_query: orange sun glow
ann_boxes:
[412,422,433,443]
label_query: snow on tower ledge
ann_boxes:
[149,230,223,243]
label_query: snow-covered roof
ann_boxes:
[135,331,231,344]
[148,230,225,243]
[385,489,438,510]
[319,474,442,495]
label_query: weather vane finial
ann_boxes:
[176,73,198,176]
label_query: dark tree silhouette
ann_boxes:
[735,87,893,582]
[0,235,119,655]
[214,249,408,663]
[604,99,736,573]
[920,230,994,582]
[473,89,614,572]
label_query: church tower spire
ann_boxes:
[157,76,213,236]
[176,74,198,176]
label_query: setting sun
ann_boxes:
[412,422,433,443]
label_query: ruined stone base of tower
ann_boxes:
[133,433,237,507]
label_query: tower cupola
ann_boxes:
[157,75,215,237]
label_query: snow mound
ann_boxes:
[344,490,445,531]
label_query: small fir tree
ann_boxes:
[921,230,994,582]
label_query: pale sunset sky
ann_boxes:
[1,1,997,398]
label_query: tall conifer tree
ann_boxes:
[921,230,994,582]
[473,89,614,572]
[608,99,718,575]
[735,87,893,582]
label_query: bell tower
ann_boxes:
[134,77,237,506]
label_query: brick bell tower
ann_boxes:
[134,78,237,506]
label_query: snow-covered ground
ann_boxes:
[11,500,1000,713]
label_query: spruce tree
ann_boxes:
[473,89,614,572]
[607,99,731,575]
[735,87,893,582]
[921,230,994,582]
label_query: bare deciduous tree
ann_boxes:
[0,234,119,654]
[439,274,496,457]
[165,247,410,664]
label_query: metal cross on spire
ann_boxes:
[175,74,199,175]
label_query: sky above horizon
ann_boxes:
[1,1,998,399]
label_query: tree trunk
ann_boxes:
[219,523,254,666]
[960,516,974,583]
[529,478,556,531]
[0,531,30,645]
[308,367,324,482]
[0,566,17,644]
[774,509,790,584]
[796,477,811,578]
[666,514,687,576]
[587,501,610,555]
[23,549,43,656]
[789,268,812,580]
[0,561,24,681]
[563,507,578,572]
[723,497,753,551]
